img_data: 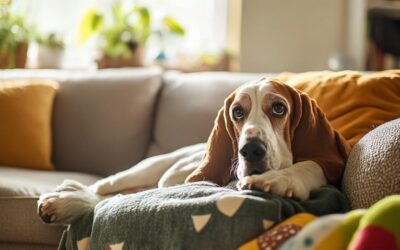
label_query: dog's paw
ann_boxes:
[38,181,100,225]
[237,169,309,200]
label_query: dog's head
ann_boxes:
[185,78,350,186]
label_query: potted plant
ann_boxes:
[36,32,64,68]
[78,2,185,68]
[0,2,31,69]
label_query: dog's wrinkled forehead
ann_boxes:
[236,78,273,95]
[234,78,286,104]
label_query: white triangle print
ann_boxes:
[262,219,275,230]
[216,195,246,217]
[192,214,212,232]
[109,242,124,250]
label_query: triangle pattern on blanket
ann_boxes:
[263,219,275,230]
[105,242,125,250]
[77,237,90,250]
[216,195,246,217]
[192,214,212,232]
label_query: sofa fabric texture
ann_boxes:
[0,166,100,196]
[343,118,400,209]
[0,80,58,171]
[0,197,64,247]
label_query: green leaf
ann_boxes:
[77,7,103,45]
[111,2,123,23]
[131,6,151,44]
[163,16,185,36]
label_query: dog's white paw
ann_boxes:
[237,169,309,200]
[38,180,100,225]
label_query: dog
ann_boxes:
[38,78,350,224]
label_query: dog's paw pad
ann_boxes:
[37,202,54,224]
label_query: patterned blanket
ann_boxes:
[59,182,350,250]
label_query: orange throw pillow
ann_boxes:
[0,80,58,170]
[277,70,400,146]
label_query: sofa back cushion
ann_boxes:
[0,68,162,175]
[147,71,270,156]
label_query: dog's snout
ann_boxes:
[246,126,261,138]
[239,141,266,163]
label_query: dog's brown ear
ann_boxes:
[185,92,238,186]
[274,80,351,185]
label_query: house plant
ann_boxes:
[0,1,31,69]
[78,2,185,68]
[36,32,64,68]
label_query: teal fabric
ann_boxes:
[61,182,350,250]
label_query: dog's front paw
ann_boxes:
[237,170,309,200]
[37,180,99,225]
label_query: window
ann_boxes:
[11,0,228,69]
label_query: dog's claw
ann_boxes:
[50,215,56,222]
[286,189,294,198]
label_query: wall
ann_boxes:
[229,0,348,72]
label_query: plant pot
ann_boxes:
[97,46,145,69]
[0,43,28,69]
[37,45,64,69]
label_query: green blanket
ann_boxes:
[60,182,350,250]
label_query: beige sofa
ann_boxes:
[0,68,274,249]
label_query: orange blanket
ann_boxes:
[277,70,400,146]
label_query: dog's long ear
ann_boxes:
[274,80,351,185]
[185,92,238,186]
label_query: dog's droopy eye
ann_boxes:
[272,102,287,117]
[232,106,245,121]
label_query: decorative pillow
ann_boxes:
[277,70,400,146]
[0,80,58,170]
[342,118,400,209]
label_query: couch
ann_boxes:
[0,67,273,249]
[0,68,399,249]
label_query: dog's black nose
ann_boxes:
[239,140,266,163]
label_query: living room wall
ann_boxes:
[228,0,348,72]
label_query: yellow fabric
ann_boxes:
[0,80,58,170]
[238,213,316,250]
[238,239,260,250]
[277,70,400,146]
[277,213,317,227]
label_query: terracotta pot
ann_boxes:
[0,43,28,69]
[97,46,145,69]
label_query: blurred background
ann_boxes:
[1,0,400,72]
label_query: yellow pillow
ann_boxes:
[0,80,58,170]
[277,70,400,146]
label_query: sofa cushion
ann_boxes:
[0,166,100,196]
[0,80,58,171]
[148,71,270,156]
[342,118,400,209]
[277,70,400,146]
[0,197,64,246]
[0,68,163,175]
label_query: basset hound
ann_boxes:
[38,78,350,224]
[186,78,350,200]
